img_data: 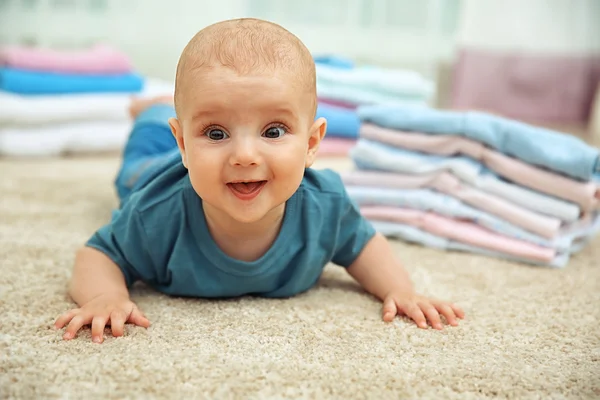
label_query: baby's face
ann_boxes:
[171,67,322,224]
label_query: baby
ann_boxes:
[55,18,464,343]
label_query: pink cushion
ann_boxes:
[451,49,600,124]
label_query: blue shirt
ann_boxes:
[86,154,376,298]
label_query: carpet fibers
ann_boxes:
[1,155,599,399]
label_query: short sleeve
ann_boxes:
[85,204,154,288]
[331,187,377,267]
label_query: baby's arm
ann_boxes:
[347,232,464,329]
[54,247,150,343]
[68,247,129,306]
[55,202,154,342]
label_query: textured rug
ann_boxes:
[1,154,599,399]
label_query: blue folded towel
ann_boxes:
[0,67,144,95]
[358,105,600,181]
[313,55,354,69]
[315,103,359,138]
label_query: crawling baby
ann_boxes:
[55,18,464,343]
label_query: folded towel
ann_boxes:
[346,185,591,252]
[361,206,556,263]
[351,139,595,215]
[317,97,357,110]
[317,63,435,99]
[317,82,428,109]
[358,105,600,181]
[317,137,356,156]
[0,78,174,126]
[0,67,144,95]
[0,121,132,156]
[0,44,132,74]
[371,221,569,268]
[0,91,129,125]
[360,124,600,211]
[342,170,562,238]
[315,103,359,138]
[313,55,354,69]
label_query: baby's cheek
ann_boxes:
[276,148,304,170]
[277,157,306,191]
[187,159,221,193]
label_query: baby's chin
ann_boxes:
[226,201,288,225]
[199,194,288,225]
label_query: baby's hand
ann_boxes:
[381,292,464,330]
[54,293,150,343]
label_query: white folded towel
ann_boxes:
[316,64,435,99]
[0,78,174,126]
[0,91,131,125]
[0,121,132,156]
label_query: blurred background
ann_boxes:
[0,0,599,135]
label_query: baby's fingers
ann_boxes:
[420,302,443,330]
[91,316,109,343]
[401,302,428,329]
[110,310,127,337]
[435,303,460,326]
[129,307,151,328]
[382,296,397,322]
[54,309,77,330]
[451,303,465,319]
[63,314,91,340]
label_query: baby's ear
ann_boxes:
[168,117,188,168]
[305,117,327,168]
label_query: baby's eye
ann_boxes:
[262,126,287,139]
[206,128,229,141]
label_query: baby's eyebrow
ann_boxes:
[191,108,218,121]
[267,106,297,120]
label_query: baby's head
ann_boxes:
[168,18,326,224]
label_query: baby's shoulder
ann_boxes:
[122,161,191,217]
[295,168,358,229]
[299,168,348,200]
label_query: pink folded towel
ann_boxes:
[360,123,600,211]
[318,98,357,110]
[341,169,563,238]
[360,206,556,262]
[318,137,356,156]
[0,44,132,74]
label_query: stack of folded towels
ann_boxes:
[315,102,360,157]
[0,44,173,157]
[342,105,600,267]
[313,55,435,157]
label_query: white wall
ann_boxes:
[456,0,600,55]
[0,0,597,82]
[0,0,462,80]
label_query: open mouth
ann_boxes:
[226,180,267,200]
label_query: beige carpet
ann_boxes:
[1,154,599,400]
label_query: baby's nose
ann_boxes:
[230,140,260,167]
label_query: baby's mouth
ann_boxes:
[227,181,267,195]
